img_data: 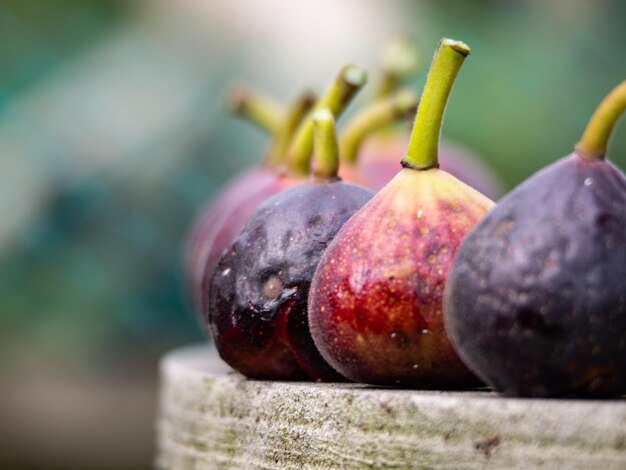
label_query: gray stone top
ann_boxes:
[156,344,626,469]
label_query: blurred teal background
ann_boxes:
[0,0,624,468]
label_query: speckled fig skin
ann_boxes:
[309,168,494,387]
[207,181,373,381]
[358,136,505,200]
[444,154,626,397]
[185,167,301,313]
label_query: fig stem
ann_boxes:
[576,80,626,160]
[266,90,317,168]
[230,87,284,135]
[312,109,340,181]
[402,38,470,170]
[340,90,419,164]
[376,37,420,99]
[286,65,368,176]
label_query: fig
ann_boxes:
[208,108,374,380]
[444,80,626,398]
[186,66,367,313]
[309,39,494,388]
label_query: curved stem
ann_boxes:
[312,109,340,181]
[376,37,420,99]
[286,65,368,176]
[229,87,284,135]
[402,38,470,170]
[265,90,316,168]
[575,81,626,160]
[340,89,419,164]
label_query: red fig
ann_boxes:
[309,39,494,388]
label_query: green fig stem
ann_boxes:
[265,90,317,168]
[376,37,420,99]
[230,87,284,135]
[340,89,419,164]
[402,38,470,171]
[312,108,340,181]
[576,80,626,160]
[286,65,368,177]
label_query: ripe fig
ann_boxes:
[207,109,374,380]
[186,66,367,313]
[309,39,494,388]
[444,80,626,398]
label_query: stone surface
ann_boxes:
[156,345,626,469]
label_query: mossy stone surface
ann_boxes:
[156,345,626,469]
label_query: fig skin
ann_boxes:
[357,136,505,200]
[309,168,494,387]
[207,181,373,381]
[185,167,301,312]
[444,154,626,397]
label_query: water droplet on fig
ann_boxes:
[584,178,593,186]
[221,268,231,276]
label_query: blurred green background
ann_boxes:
[0,0,624,468]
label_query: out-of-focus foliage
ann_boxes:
[0,0,124,99]
[0,0,208,376]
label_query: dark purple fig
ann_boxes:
[185,167,300,313]
[186,66,367,314]
[444,80,626,398]
[208,109,374,380]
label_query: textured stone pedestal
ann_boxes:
[156,345,626,469]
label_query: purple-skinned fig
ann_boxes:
[207,108,374,381]
[186,66,367,314]
[309,39,494,388]
[444,80,626,398]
